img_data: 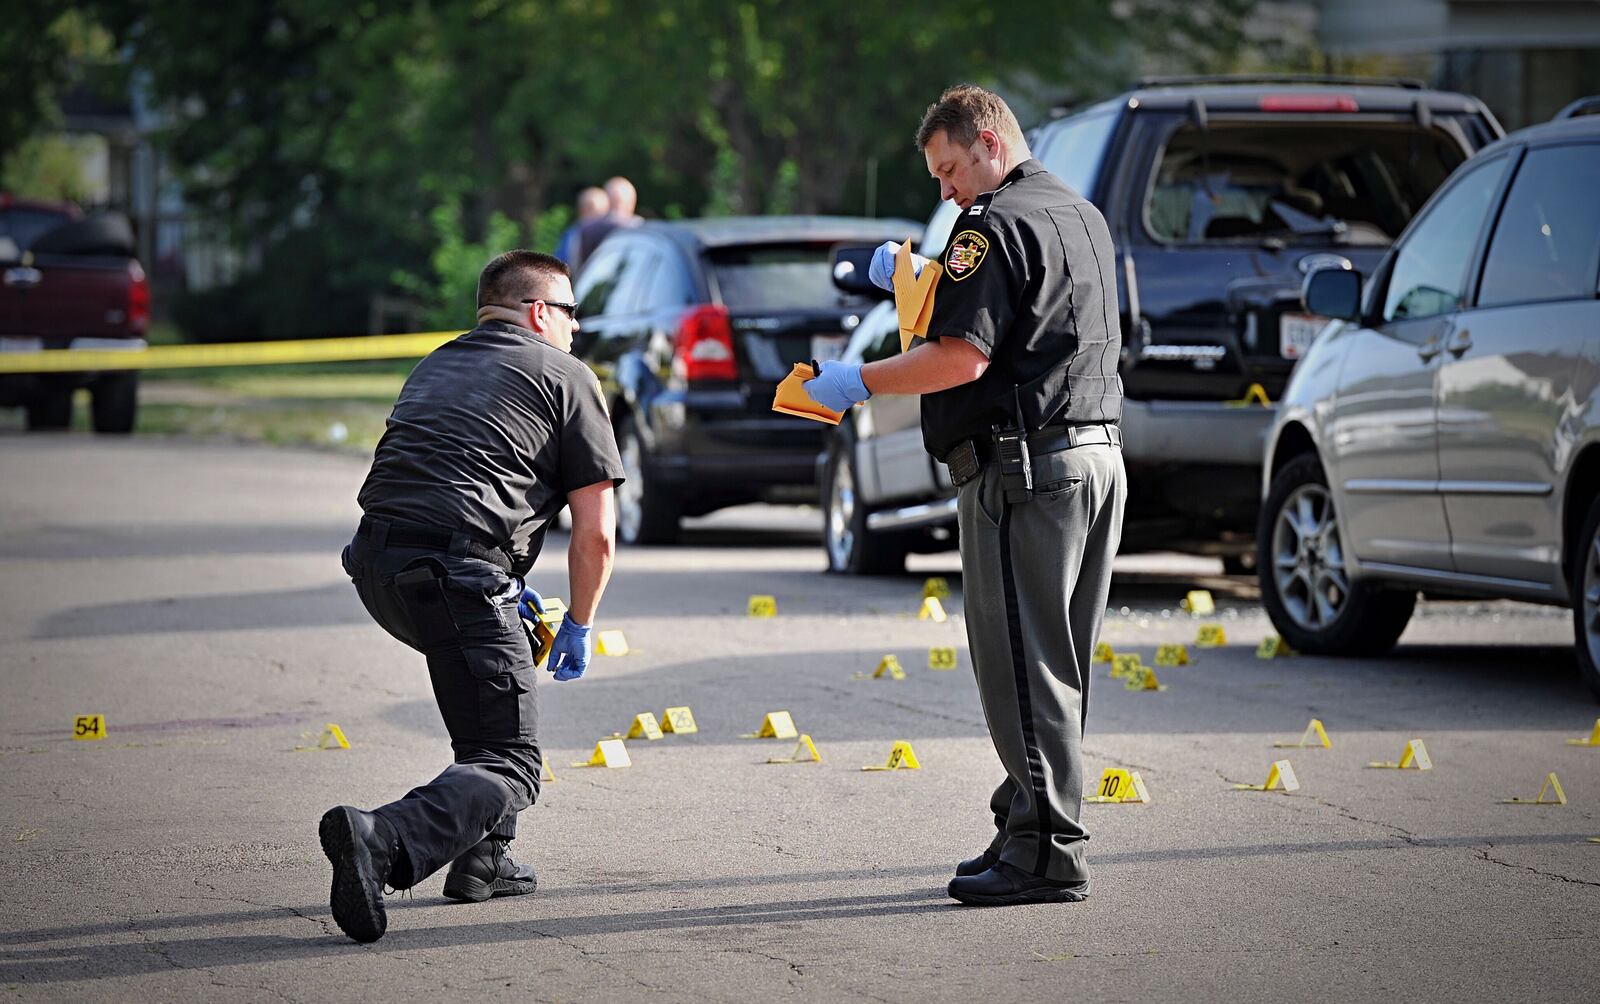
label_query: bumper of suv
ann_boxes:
[1121,397,1276,466]
[648,391,826,492]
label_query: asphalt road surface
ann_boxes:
[1,436,1597,1002]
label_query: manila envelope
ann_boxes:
[771,362,844,425]
[893,238,942,353]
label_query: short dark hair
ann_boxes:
[915,84,1025,151]
[476,250,570,308]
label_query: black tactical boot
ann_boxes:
[319,805,404,942]
[442,838,538,903]
[954,850,999,878]
[947,860,1089,907]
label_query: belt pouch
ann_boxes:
[947,439,981,487]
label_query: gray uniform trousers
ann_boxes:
[957,441,1126,886]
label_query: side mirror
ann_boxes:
[831,244,888,299]
[1303,266,1362,322]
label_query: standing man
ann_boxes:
[574,175,641,266]
[804,84,1126,906]
[322,250,624,942]
[555,185,610,265]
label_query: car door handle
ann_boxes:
[1417,336,1442,362]
[1446,328,1472,356]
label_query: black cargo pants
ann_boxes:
[340,525,542,886]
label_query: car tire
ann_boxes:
[821,438,906,575]
[1568,493,1600,701]
[1257,453,1416,656]
[25,387,73,431]
[615,414,680,545]
[91,371,138,434]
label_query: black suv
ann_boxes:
[822,76,1504,574]
[572,215,919,544]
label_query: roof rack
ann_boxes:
[1553,95,1600,120]
[1135,74,1426,91]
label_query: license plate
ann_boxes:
[0,337,43,353]
[810,334,846,364]
[1279,314,1327,360]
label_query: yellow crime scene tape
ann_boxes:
[0,331,462,374]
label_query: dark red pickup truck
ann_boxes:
[0,195,150,432]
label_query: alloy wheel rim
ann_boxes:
[1584,529,1600,669]
[1272,483,1349,632]
[617,431,644,542]
[827,458,856,570]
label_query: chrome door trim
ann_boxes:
[1343,479,1438,494]
[1436,480,1552,496]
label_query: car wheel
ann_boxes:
[91,371,138,434]
[615,414,680,545]
[1568,493,1600,700]
[1257,453,1416,655]
[25,387,73,431]
[822,439,906,575]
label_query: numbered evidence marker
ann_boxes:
[874,655,906,680]
[741,711,798,740]
[1155,643,1190,667]
[748,595,777,618]
[1125,666,1167,692]
[1233,759,1300,792]
[294,723,351,752]
[1502,772,1567,806]
[1567,719,1600,746]
[72,714,106,741]
[1256,635,1293,659]
[596,630,630,656]
[919,596,948,622]
[528,596,569,668]
[1195,623,1228,647]
[1366,739,1432,771]
[766,734,822,764]
[928,647,959,671]
[572,739,631,768]
[1092,642,1115,664]
[660,706,698,734]
[1182,590,1216,616]
[923,577,951,600]
[1274,718,1332,750]
[625,712,664,741]
[1084,767,1150,804]
[862,740,921,771]
[1112,653,1143,679]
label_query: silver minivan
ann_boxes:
[1260,100,1600,698]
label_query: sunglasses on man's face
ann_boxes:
[521,298,579,319]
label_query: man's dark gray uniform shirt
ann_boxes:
[358,319,625,576]
[921,159,1123,460]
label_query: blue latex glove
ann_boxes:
[517,585,545,622]
[548,613,592,681]
[867,240,931,292]
[803,359,871,413]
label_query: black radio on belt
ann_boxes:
[993,424,1033,503]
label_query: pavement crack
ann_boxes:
[1475,845,1600,887]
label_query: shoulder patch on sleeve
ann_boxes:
[944,229,991,282]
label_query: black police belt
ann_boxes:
[356,514,514,574]
[945,423,1122,497]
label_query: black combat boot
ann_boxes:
[442,837,538,903]
[954,849,999,878]
[319,805,405,942]
[947,860,1089,907]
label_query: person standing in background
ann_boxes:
[555,186,610,266]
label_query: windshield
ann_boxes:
[710,243,877,311]
[1146,121,1470,247]
[0,208,74,251]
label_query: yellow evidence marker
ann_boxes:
[1092,642,1115,664]
[862,741,921,771]
[1502,772,1567,805]
[1274,718,1332,749]
[874,655,906,680]
[1112,653,1143,679]
[766,734,822,764]
[294,723,351,752]
[572,739,631,768]
[596,630,630,656]
[1085,767,1150,804]
[1155,643,1190,667]
[1567,719,1600,746]
[1256,635,1292,659]
[1234,759,1300,792]
[625,713,664,741]
[1195,623,1228,647]
[1126,666,1167,692]
[923,577,951,600]
[528,596,569,668]
[1366,739,1432,771]
[748,595,777,618]
[741,711,798,740]
[72,714,106,741]
[1182,590,1216,615]
[919,596,948,622]
[540,760,557,783]
[661,706,698,734]
[928,647,959,670]
[1224,383,1273,408]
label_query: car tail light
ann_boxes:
[127,260,150,333]
[1259,94,1359,113]
[673,304,737,382]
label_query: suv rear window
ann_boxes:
[1146,121,1469,246]
[710,243,876,311]
[0,207,73,251]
